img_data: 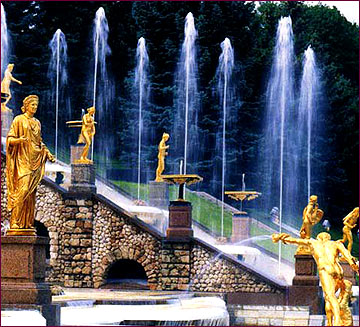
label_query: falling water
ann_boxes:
[174,12,200,175]
[135,37,149,201]
[217,38,234,238]
[91,7,112,169]
[1,4,10,78]
[262,16,295,273]
[48,29,69,160]
[298,46,319,199]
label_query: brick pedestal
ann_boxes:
[231,212,251,243]
[1,236,60,325]
[289,254,321,313]
[69,163,96,193]
[70,144,85,164]
[160,241,191,290]
[340,261,357,286]
[166,201,193,240]
[149,181,169,209]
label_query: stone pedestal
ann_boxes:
[70,144,85,164]
[289,254,321,313]
[166,201,193,240]
[1,236,60,325]
[149,181,169,209]
[340,261,357,286]
[69,163,96,193]
[231,212,251,243]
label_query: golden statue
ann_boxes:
[297,195,323,254]
[272,232,359,326]
[340,207,359,254]
[155,133,169,182]
[6,95,55,236]
[1,63,22,112]
[75,106,96,164]
[338,279,353,326]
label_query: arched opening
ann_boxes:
[103,259,148,290]
[34,220,50,260]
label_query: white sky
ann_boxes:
[308,1,359,25]
[255,1,359,25]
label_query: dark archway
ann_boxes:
[103,259,148,290]
[34,220,50,259]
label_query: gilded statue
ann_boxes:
[1,63,22,112]
[338,279,353,326]
[76,106,96,164]
[340,207,359,254]
[6,95,55,236]
[155,133,170,182]
[272,232,359,326]
[297,195,323,254]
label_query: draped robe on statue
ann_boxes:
[6,114,49,229]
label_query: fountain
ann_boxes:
[1,3,10,79]
[174,12,200,176]
[90,7,113,173]
[47,29,69,162]
[261,16,295,272]
[216,38,234,238]
[135,37,150,201]
[298,45,320,199]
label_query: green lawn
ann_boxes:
[113,180,233,237]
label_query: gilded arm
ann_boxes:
[272,233,311,247]
[337,241,359,272]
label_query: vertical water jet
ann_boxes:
[174,12,200,176]
[48,29,69,161]
[1,4,10,79]
[216,38,234,238]
[135,37,149,201]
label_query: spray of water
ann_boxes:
[1,4,10,78]
[174,12,199,176]
[135,37,149,201]
[91,7,112,165]
[48,29,68,160]
[298,46,319,199]
[217,38,234,238]
[262,16,295,274]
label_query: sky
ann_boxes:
[255,1,359,25]
[308,1,359,25]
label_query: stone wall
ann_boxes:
[1,153,287,298]
[92,201,162,289]
[190,242,281,294]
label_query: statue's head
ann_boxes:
[21,95,39,114]
[7,63,14,71]
[87,106,95,115]
[309,195,317,203]
[162,133,169,141]
[316,232,331,242]
[352,207,359,217]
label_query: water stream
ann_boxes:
[1,4,10,79]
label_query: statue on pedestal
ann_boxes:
[1,63,22,112]
[297,195,323,254]
[6,95,55,236]
[155,132,169,182]
[272,232,358,326]
[76,106,96,164]
[340,207,359,254]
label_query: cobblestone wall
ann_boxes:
[190,244,281,294]
[92,202,162,289]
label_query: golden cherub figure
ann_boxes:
[155,133,170,182]
[75,106,96,164]
[6,95,55,236]
[1,63,22,112]
[272,232,358,326]
[340,207,359,254]
[297,195,324,254]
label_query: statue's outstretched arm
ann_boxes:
[272,233,311,246]
[337,242,359,272]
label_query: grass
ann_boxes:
[113,180,233,237]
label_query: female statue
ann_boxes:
[1,63,22,110]
[6,95,55,235]
[76,106,96,164]
[340,207,359,253]
[155,133,170,182]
